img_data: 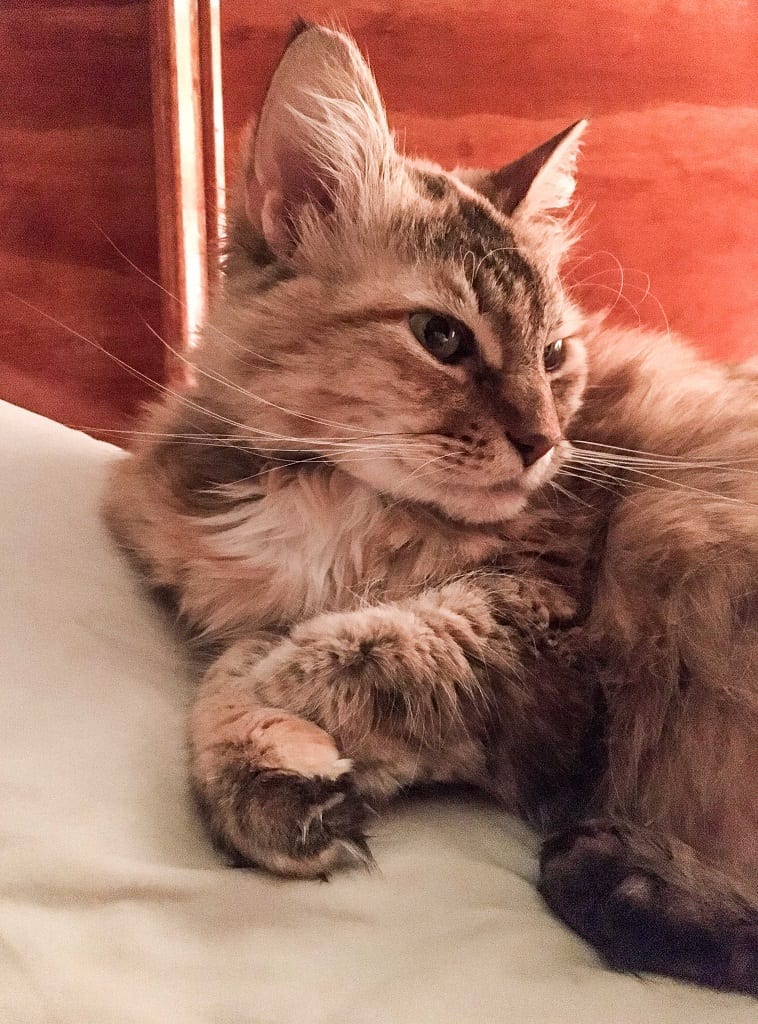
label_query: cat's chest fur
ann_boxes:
[193,467,507,631]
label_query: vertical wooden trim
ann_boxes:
[198,0,226,281]
[149,0,184,365]
[150,0,214,373]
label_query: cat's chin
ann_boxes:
[340,457,552,524]
[417,483,531,524]
[410,449,565,523]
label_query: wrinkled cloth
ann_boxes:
[0,400,754,1024]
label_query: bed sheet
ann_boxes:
[0,399,753,1024]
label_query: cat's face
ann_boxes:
[209,23,588,524]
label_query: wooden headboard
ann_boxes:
[1,1,755,440]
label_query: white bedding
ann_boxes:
[0,398,754,1024]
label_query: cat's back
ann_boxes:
[576,324,758,693]
[578,323,758,471]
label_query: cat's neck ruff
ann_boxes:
[192,463,507,632]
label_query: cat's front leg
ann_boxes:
[190,578,549,877]
[190,634,373,878]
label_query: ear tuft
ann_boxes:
[287,17,315,44]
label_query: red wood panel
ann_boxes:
[222,0,758,361]
[0,1,164,438]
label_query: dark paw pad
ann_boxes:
[539,819,758,995]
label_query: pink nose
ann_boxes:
[507,431,557,467]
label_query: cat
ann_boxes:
[104,21,758,995]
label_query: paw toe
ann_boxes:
[538,819,758,994]
[201,762,372,878]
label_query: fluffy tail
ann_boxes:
[538,817,757,996]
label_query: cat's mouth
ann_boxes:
[445,458,556,497]
[408,455,559,523]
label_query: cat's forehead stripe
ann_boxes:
[416,196,547,311]
[405,192,551,364]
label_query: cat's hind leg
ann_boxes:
[538,817,758,995]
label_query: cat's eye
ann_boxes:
[543,338,565,371]
[409,312,474,364]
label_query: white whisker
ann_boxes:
[88,218,280,365]
[548,478,599,511]
[137,315,418,442]
[9,293,445,459]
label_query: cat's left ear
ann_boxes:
[461,120,588,220]
[245,22,394,258]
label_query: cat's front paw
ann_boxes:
[192,712,372,878]
[204,766,372,878]
[485,575,578,631]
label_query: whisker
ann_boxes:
[70,423,441,451]
[565,279,642,328]
[599,465,758,507]
[137,314,417,441]
[556,467,624,499]
[548,478,599,511]
[377,452,460,515]
[204,449,438,491]
[99,214,538,453]
[571,437,758,467]
[8,293,442,457]
[565,250,672,336]
[569,452,758,475]
[566,458,758,507]
[392,450,459,488]
[88,218,280,365]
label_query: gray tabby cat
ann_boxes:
[105,22,758,995]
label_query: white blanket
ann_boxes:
[0,399,753,1024]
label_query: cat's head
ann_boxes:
[208,21,589,524]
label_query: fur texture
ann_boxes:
[104,24,757,995]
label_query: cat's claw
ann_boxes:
[196,764,372,879]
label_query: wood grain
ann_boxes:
[221,0,758,361]
[150,0,207,381]
[0,1,166,437]
[198,0,226,280]
[1,1,754,438]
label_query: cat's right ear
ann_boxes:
[459,121,588,221]
[245,21,394,258]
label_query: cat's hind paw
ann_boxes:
[538,818,758,996]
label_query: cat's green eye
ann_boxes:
[409,312,474,364]
[543,338,565,371]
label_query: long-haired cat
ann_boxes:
[105,22,757,995]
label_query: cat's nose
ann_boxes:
[507,431,557,468]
